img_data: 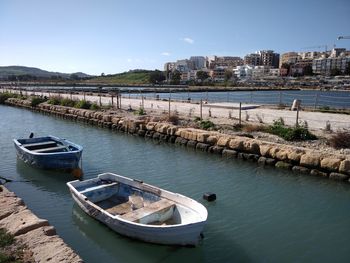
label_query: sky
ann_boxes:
[1,0,350,75]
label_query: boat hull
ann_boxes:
[14,136,82,170]
[67,173,208,246]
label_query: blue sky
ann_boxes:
[1,0,350,75]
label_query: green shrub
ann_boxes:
[199,120,215,130]
[75,100,91,109]
[0,229,14,248]
[134,107,146,115]
[48,96,61,105]
[267,119,317,141]
[90,103,100,110]
[60,98,76,107]
[0,93,11,104]
[30,97,47,107]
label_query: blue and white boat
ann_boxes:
[67,172,208,246]
[13,135,83,170]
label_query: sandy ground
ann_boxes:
[5,89,350,131]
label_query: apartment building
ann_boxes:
[313,56,350,75]
[189,56,206,70]
[208,56,243,69]
[259,50,280,68]
[279,52,299,67]
[244,53,261,66]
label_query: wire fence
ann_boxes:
[123,90,350,109]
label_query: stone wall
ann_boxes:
[6,98,350,182]
[0,185,82,262]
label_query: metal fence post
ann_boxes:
[314,92,319,109]
[296,106,300,127]
[168,97,171,118]
[239,102,242,126]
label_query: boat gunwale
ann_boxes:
[67,173,208,229]
[13,135,83,156]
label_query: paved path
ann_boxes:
[4,89,350,131]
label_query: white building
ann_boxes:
[234,65,253,79]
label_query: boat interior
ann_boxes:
[18,137,78,153]
[76,179,196,226]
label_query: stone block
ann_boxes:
[228,138,245,151]
[222,149,237,158]
[258,157,267,165]
[260,144,272,157]
[17,226,83,263]
[208,146,224,154]
[197,133,210,143]
[275,161,292,170]
[292,166,310,174]
[206,135,218,145]
[329,172,349,181]
[217,137,231,147]
[300,154,322,168]
[320,158,342,172]
[187,140,197,148]
[196,143,209,152]
[0,209,49,236]
[310,169,328,177]
[339,160,350,175]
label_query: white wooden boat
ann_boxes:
[67,172,208,246]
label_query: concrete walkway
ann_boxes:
[4,89,350,131]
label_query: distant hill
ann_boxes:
[85,70,155,85]
[0,66,91,80]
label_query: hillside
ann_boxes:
[85,70,153,85]
[0,66,91,80]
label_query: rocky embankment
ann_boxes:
[6,98,350,182]
[0,185,82,262]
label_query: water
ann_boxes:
[128,90,350,108]
[1,104,350,263]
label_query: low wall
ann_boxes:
[0,185,82,262]
[6,98,350,182]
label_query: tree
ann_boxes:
[345,62,350,75]
[281,63,291,75]
[330,68,341,76]
[224,70,233,82]
[149,70,165,85]
[196,70,209,82]
[170,70,181,85]
[303,65,313,76]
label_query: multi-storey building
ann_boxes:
[164,62,175,72]
[312,55,350,75]
[189,56,206,70]
[208,56,243,69]
[244,53,261,66]
[259,50,280,68]
[279,52,299,67]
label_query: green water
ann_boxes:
[1,105,350,263]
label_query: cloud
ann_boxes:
[161,52,171,56]
[182,37,194,44]
[127,58,132,63]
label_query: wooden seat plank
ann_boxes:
[22,141,57,148]
[32,145,68,153]
[120,199,175,222]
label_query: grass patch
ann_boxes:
[30,96,47,107]
[0,229,14,248]
[134,107,146,115]
[198,120,215,130]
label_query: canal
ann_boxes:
[1,104,350,263]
